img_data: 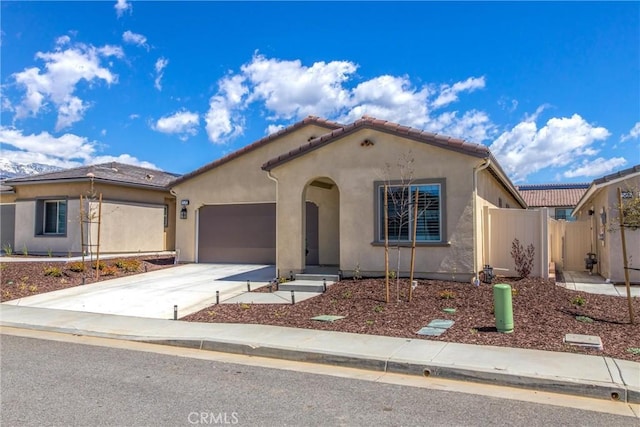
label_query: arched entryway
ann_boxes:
[302,177,340,272]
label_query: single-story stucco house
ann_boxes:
[517,183,589,221]
[171,116,526,282]
[572,164,640,284]
[2,162,179,256]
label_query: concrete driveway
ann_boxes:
[2,264,275,319]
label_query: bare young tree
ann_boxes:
[380,152,437,303]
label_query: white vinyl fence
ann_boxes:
[483,207,564,278]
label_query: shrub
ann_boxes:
[92,261,106,270]
[44,266,63,277]
[101,265,118,276]
[2,242,13,256]
[114,259,141,272]
[510,238,535,278]
[571,296,586,307]
[68,262,85,272]
[439,290,456,299]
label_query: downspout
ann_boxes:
[267,170,279,278]
[473,158,491,283]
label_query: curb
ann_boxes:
[141,337,638,404]
[2,319,637,404]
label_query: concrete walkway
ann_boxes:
[559,271,640,297]
[0,304,638,406]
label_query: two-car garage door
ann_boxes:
[198,203,276,264]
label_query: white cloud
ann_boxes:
[621,122,640,142]
[129,113,140,120]
[154,57,169,91]
[55,35,70,46]
[12,41,123,130]
[153,110,199,140]
[266,124,285,135]
[114,0,132,18]
[431,76,485,109]
[563,157,628,178]
[204,74,248,143]
[122,31,148,50]
[100,129,107,136]
[242,54,356,120]
[204,54,496,144]
[490,112,611,182]
[0,126,153,169]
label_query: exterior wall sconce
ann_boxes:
[180,207,188,219]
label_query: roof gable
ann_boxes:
[573,164,640,215]
[4,162,179,190]
[171,116,342,186]
[261,116,489,171]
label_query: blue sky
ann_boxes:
[1,1,638,184]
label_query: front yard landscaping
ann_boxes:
[184,276,640,362]
[1,259,638,362]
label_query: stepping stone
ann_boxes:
[311,315,345,322]
[427,319,455,329]
[564,333,603,350]
[417,327,447,336]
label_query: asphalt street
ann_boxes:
[1,333,637,427]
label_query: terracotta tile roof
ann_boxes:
[171,116,343,186]
[516,183,590,207]
[4,162,179,190]
[261,116,490,171]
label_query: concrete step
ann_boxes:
[295,274,340,282]
[278,280,332,293]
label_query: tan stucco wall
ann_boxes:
[11,181,174,255]
[574,175,640,283]
[88,200,166,253]
[269,128,489,280]
[172,124,333,262]
[0,192,16,204]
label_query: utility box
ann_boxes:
[493,284,514,333]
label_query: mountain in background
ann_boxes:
[0,159,64,180]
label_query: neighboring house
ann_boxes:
[572,164,640,284]
[0,183,16,252]
[3,163,179,256]
[517,183,589,221]
[171,116,526,281]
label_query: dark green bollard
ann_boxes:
[493,284,514,333]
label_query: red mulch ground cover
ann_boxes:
[184,276,640,362]
[0,255,176,302]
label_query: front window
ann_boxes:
[378,182,443,243]
[43,200,67,234]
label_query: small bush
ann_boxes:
[101,265,118,276]
[114,259,141,272]
[439,290,456,299]
[510,238,535,279]
[68,262,85,272]
[2,242,13,255]
[92,261,106,270]
[373,304,384,313]
[44,266,63,277]
[28,285,38,293]
[571,296,586,307]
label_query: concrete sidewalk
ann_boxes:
[559,271,640,297]
[1,304,638,405]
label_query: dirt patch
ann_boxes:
[184,277,640,362]
[0,255,176,302]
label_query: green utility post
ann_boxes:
[493,284,514,333]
